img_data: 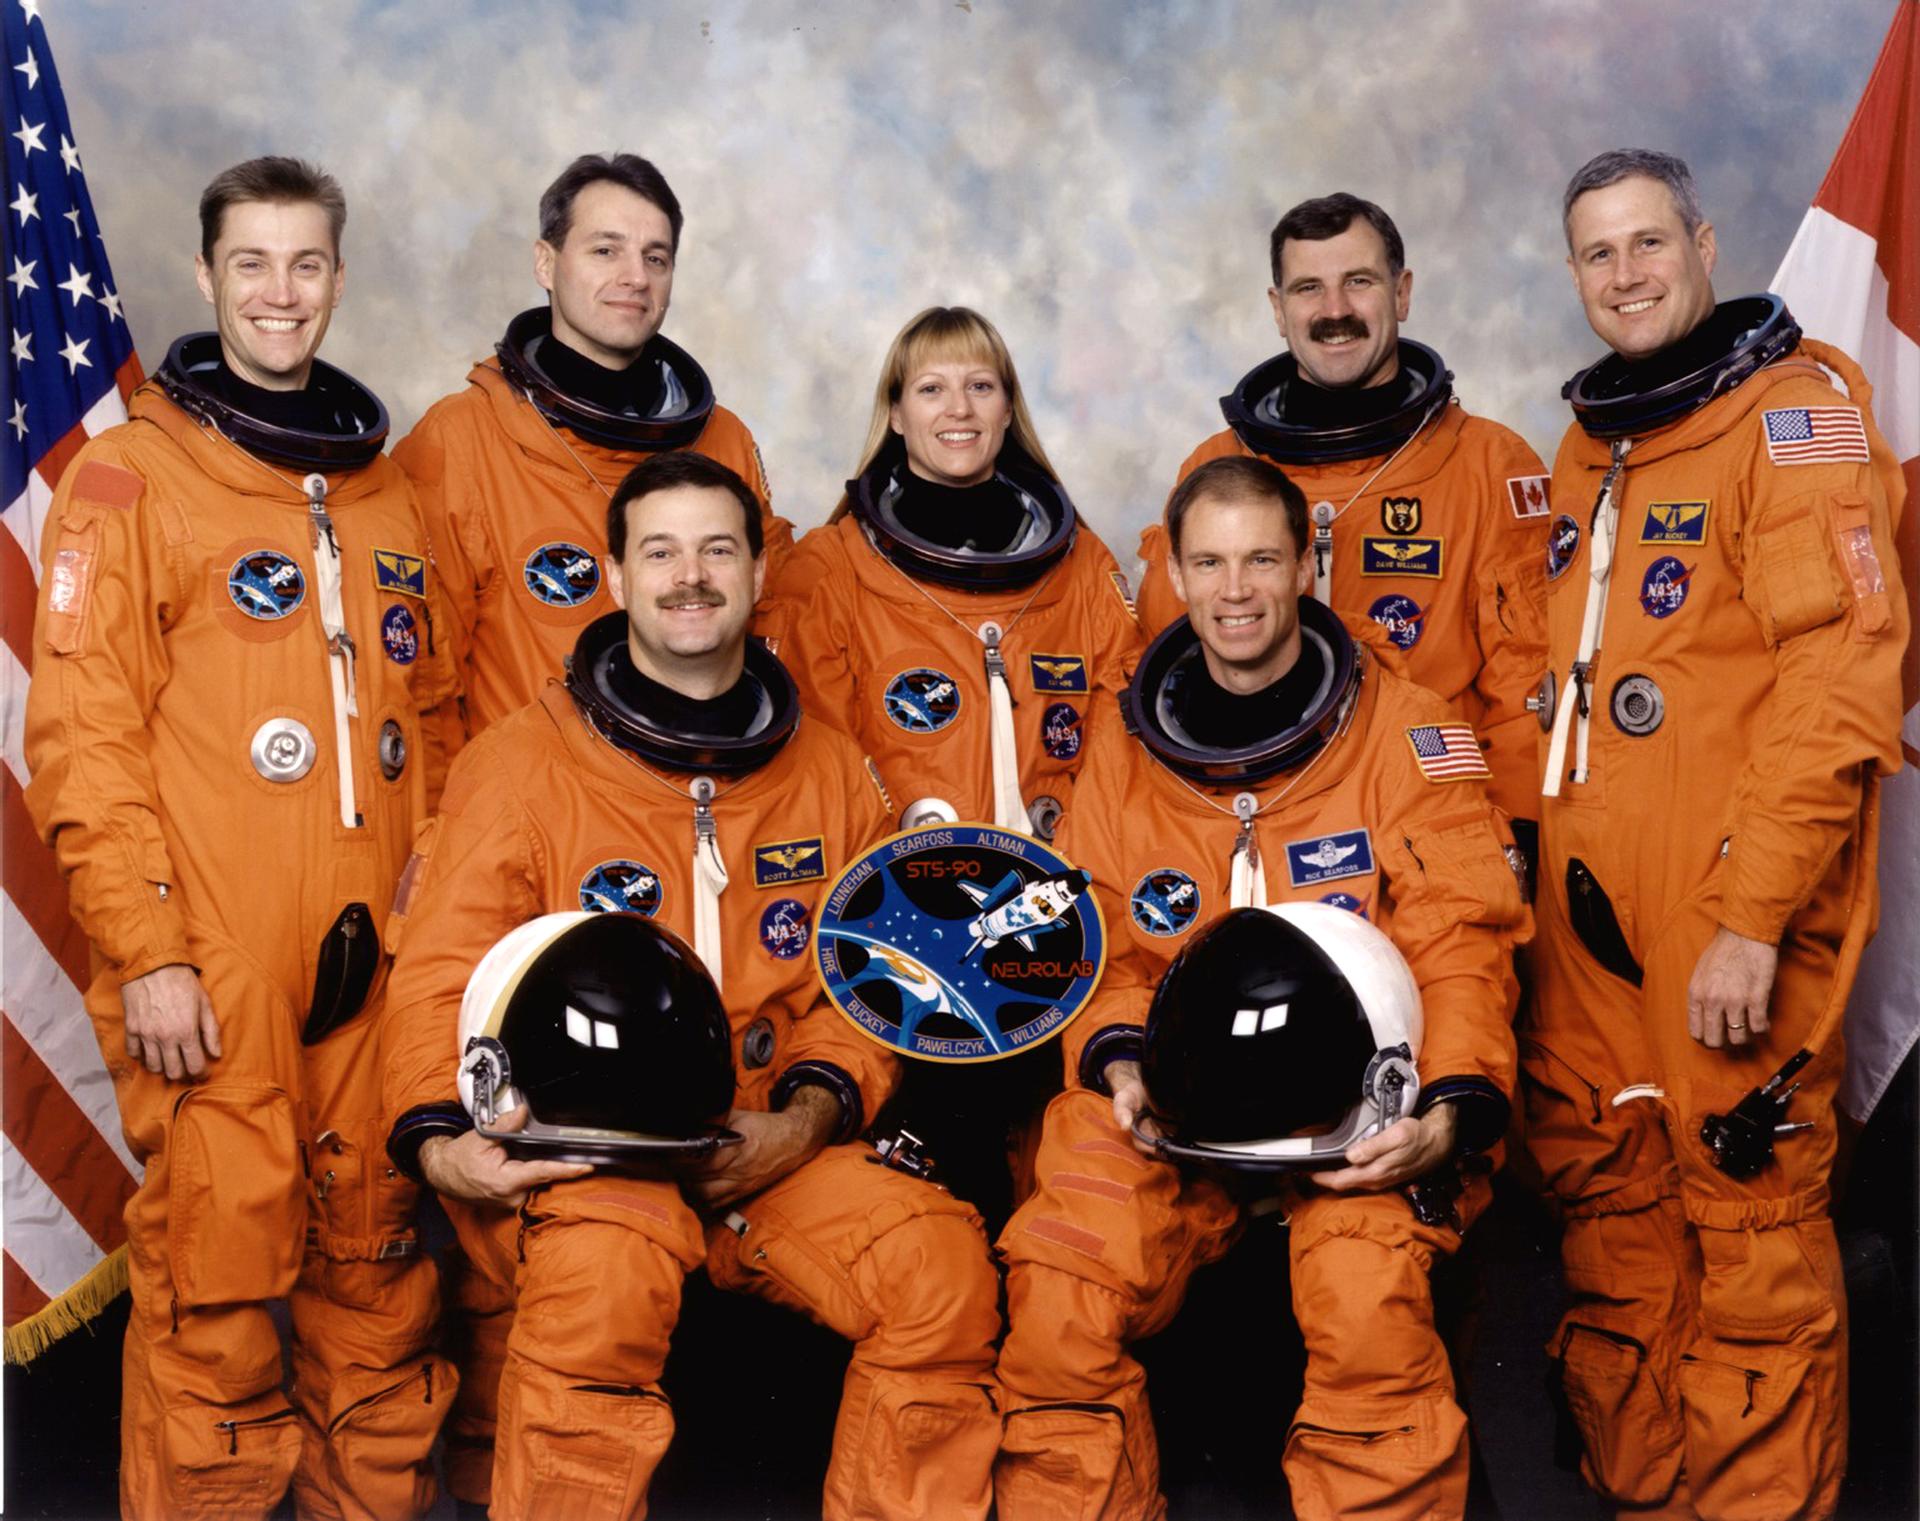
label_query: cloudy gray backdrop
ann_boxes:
[50,0,1891,555]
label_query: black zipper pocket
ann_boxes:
[304,902,379,1044]
[1520,1037,1604,1124]
[326,1360,437,1436]
[1680,1353,1767,1417]
[571,1383,671,1404]
[1289,1420,1417,1443]
[1564,858,1643,986]
[214,1406,297,1456]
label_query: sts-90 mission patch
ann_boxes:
[815,824,1105,1063]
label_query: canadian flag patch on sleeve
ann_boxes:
[1406,723,1492,782]
[1506,475,1551,518]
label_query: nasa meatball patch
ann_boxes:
[883,668,962,732]
[578,859,663,916]
[1284,828,1375,888]
[1041,702,1083,760]
[1639,556,1693,619]
[815,824,1104,1063]
[1130,868,1200,937]
[1368,593,1425,651]
[381,604,419,665]
[760,898,811,960]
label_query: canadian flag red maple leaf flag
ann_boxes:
[1770,0,1920,1121]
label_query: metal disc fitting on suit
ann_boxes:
[378,719,407,780]
[251,717,317,782]
[1610,675,1664,736]
[902,797,961,830]
[1527,670,1557,732]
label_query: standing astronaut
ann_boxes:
[1525,148,1907,1519]
[24,157,459,1520]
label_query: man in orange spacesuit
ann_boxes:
[24,157,458,1521]
[395,151,789,756]
[1134,194,1550,828]
[392,153,793,1501]
[994,455,1530,1520]
[1524,148,1907,1520]
[381,451,1002,1521]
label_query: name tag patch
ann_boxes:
[1639,501,1708,545]
[373,548,427,599]
[1284,828,1375,887]
[755,837,826,888]
[1029,653,1089,693]
[1361,537,1443,579]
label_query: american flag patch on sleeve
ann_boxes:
[1762,407,1870,466]
[1406,723,1492,782]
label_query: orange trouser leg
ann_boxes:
[1282,1188,1478,1521]
[438,1248,512,1508]
[1642,890,1849,1521]
[290,1013,456,1521]
[994,1090,1240,1521]
[1523,861,1695,1511]
[447,1177,708,1521]
[91,936,314,1521]
[705,1144,1003,1521]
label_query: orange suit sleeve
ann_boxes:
[1372,699,1531,1154]
[1718,390,1907,944]
[380,733,545,1176]
[1465,428,1552,824]
[23,442,194,980]
[393,402,484,761]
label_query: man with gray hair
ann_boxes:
[1524,147,1907,1518]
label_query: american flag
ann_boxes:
[2,1,143,1362]
[1762,406,1872,466]
[1405,723,1491,783]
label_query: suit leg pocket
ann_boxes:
[169,1082,306,1305]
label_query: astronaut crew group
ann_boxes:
[21,138,1903,1521]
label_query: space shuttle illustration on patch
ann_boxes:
[958,869,1092,962]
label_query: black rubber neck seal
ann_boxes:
[1122,597,1361,785]
[1564,295,1801,441]
[1219,340,1453,466]
[565,611,798,776]
[847,442,1079,591]
[154,333,388,471]
[496,306,715,452]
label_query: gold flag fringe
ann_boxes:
[5,1246,128,1366]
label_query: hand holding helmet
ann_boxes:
[454,911,742,1178]
[1135,902,1429,1176]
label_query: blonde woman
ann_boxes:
[758,306,1141,1224]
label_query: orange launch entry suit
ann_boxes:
[393,357,788,750]
[1136,403,1551,822]
[1524,339,1907,1520]
[24,381,460,1520]
[995,647,1529,1521]
[380,683,1003,1521]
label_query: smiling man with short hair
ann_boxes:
[1525,147,1908,1520]
[25,155,458,1521]
[1134,192,1552,850]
